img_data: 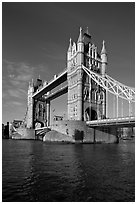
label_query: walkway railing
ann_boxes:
[86,116,135,126]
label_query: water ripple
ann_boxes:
[2,140,135,202]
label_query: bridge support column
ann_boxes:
[47,101,50,127]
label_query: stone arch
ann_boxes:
[92,90,97,102]
[85,106,98,121]
[97,92,100,101]
[35,120,44,129]
[100,91,105,102]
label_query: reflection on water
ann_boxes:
[2,139,135,202]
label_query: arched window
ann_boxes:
[100,91,105,102]
[97,92,100,102]
[92,90,96,102]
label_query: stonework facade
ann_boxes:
[67,27,107,121]
[27,81,34,128]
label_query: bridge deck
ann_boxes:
[86,117,135,127]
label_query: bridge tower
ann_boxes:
[67,27,108,121]
[27,78,48,129]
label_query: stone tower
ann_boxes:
[67,27,107,121]
[27,79,34,128]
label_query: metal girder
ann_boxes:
[82,65,135,102]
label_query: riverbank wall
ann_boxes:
[11,128,35,140]
[43,120,119,143]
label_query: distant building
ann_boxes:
[53,115,63,121]
[2,120,23,139]
[3,122,9,139]
[2,123,5,138]
[12,120,22,128]
[118,127,135,139]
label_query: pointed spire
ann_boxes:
[78,27,83,43]
[72,41,76,51]
[88,42,92,55]
[86,26,89,35]
[92,43,95,48]
[101,40,107,55]
[84,26,91,39]
[31,78,34,86]
[68,38,72,52]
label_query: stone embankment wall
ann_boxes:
[12,128,35,140]
[48,120,118,143]
[43,130,75,143]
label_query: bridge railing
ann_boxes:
[86,116,135,125]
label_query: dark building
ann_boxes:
[2,123,5,138]
[3,122,9,139]
[12,120,22,128]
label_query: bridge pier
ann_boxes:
[49,120,119,143]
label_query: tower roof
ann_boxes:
[77,27,83,43]
[68,38,72,52]
[84,26,91,39]
[101,40,107,55]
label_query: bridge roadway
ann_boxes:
[32,68,67,99]
[86,116,135,127]
[35,117,135,132]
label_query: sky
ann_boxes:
[2,2,135,124]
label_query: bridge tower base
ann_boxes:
[50,120,119,144]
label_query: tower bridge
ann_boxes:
[20,27,135,143]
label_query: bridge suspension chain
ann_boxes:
[82,65,135,103]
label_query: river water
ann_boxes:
[2,139,135,202]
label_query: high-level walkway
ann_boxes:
[32,68,67,99]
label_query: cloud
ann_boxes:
[2,92,8,99]
[10,80,22,86]
[2,60,34,109]
[2,59,49,123]
[2,100,23,108]
[11,101,23,106]
[8,89,26,99]
[9,74,15,78]
[10,62,34,84]
[3,60,34,85]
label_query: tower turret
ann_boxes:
[77,27,83,43]
[76,27,84,120]
[67,38,72,68]
[27,79,34,128]
[101,40,107,76]
[83,27,91,45]
[77,27,84,65]
[67,38,72,59]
